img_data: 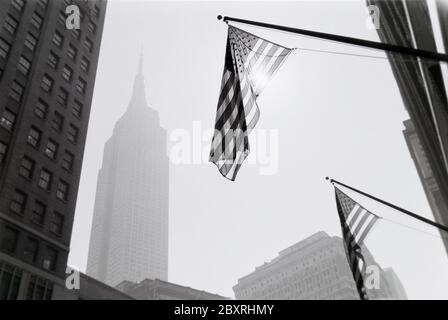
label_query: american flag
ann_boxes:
[335,187,379,300]
[209,26,292,180]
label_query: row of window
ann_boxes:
[0,105,79,144]
[48,49,90,75]
[41,72,86,97]
[1,225,59,272]
[52,26,94,54]
[10,188,65,235]
[0,260,54,300]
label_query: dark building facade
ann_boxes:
[53,271,133,300]
[0,0,106,299]
[367,0,448,252]
[116,279,228,300]
[403,119,448,249]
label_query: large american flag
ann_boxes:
[335,187,379,300]
[209,26,293,181]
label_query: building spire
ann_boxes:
[128,48,147,109]
[138,47,143,75]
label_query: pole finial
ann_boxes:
[217,15,223,20]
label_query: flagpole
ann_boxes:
[326,177,448,234]
[217,15,448,63]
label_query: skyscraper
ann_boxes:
[233,232,406,300]
[87,54,169,287]
[403,119,448,253]
[367,0,448,253]
[0,0,106,299]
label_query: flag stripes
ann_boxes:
[210,26,292,180]
[335,187,379,300]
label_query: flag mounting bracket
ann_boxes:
[326,177,448,234]
[217,15,448,63]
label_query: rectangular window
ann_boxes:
[31,201,46,225]
[45,139,58,159]
[11,0,25,12]
[61,151,74,171]
[27,126,41,148]
[41,74,53,93]
[72,100,83,118]
[50,212,64,236]
[62,65,73,82]
[56,180,68,201]
[67,124,78,143]
[47,51,59,69]
[58,11,65,26]
[38,0,48,7]
[52,112,64,132]
[84,38,93,52]
[9,81,24,102]
[93,5,100,18]
[42,247,57,271]
[73,28,80,40]
[26,275,53,300]
[4,15,18,35]
[18,56,31,75]
[80,56,90,73]
[67,44,77,60]
[56,87,68,106]
[24,33,37,51]
[52,31,63,47]
[22,238,38,263]
[0,37,11,59]
[34,99,48,119]
[0,109,16,131]
[1,227,19,253]
[87,21,96,34]
[19,156,34,179]
[75,78,86,94]
[0,141,7,164]
[10,190,27,215]
[31,12,43,30]
[38,169,52,190]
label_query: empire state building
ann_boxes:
[87,55,169,286]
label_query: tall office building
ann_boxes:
[403,119,448,252]
[86,55,169,287]
[367,0,448,252]
[233,232,406,300]
[0,0,106,299]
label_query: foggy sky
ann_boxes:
[69,0,448,299]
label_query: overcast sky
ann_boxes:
[68,0,448,299]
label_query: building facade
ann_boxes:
[53,271,134,300]
[116,279,227,300]
[0,0,106,300]
[233,232,406,300]
[367,0,448,253]
[86,56,169,287]
[403,119,448,252]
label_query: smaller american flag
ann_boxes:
[209,26,293,181]
[335,187,379,300]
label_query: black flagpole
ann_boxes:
[326,177,448,234]
[217,15,448,63]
